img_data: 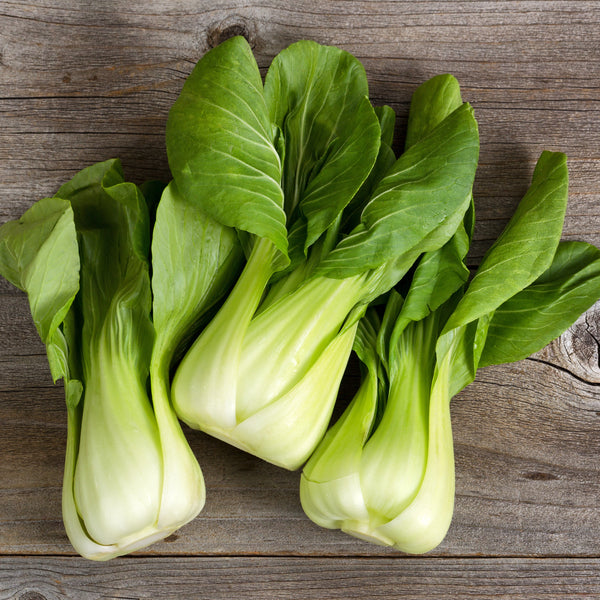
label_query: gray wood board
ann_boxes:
[2,557,600,600]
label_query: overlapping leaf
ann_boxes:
[264,40,380,253]
[480,241,600,366]
[319,103,479,278]
[167,36,287,254]
[151,181,243,374]
[0,197,79,381]
[444,151,569,332]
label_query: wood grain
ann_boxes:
[1,557,600,600]
[0,0,599,597]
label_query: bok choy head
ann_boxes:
[301,149,600,553]
[0,160,241,560]
[167,38,480,469]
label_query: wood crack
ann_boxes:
[525,356,600,387]
[584,313,600,371]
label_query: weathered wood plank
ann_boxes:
[1,556,600,600]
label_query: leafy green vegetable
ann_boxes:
[264,40,381,256]
[480,240,600,366]
[169,39,480,470]
[166,37,287,255]
[438,150,570,396]
[444,151,569,334]
[59,160,164,555]
[318,103,477,278]
[300,150,600,553]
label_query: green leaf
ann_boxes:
[56,159,154,372]
[435,315,491,398]
[264,40,381,253]
[353,308,381,378]
[480,241,600,366]
[395,235,470,335]
[318,102,479,278]
[151,180,243,376]
[376,105,396,148]
[375,289,404,374]
[405,74,463,150]
[445,151,569,332]
[341,105,397,234]
[0,197,79,381]
[390,73,471,338]
[166,36,287,255]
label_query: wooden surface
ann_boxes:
[1,1,599,598]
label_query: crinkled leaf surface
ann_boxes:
[264,40,380,252]
[166,36,287,255]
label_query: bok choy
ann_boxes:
[0,160,241,560]
[300,150,600,553]
[167,37,480,469]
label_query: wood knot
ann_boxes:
[206,16,255,49]
[535,301,600,386]
[559,303,600,383]
[19,592,47,600]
